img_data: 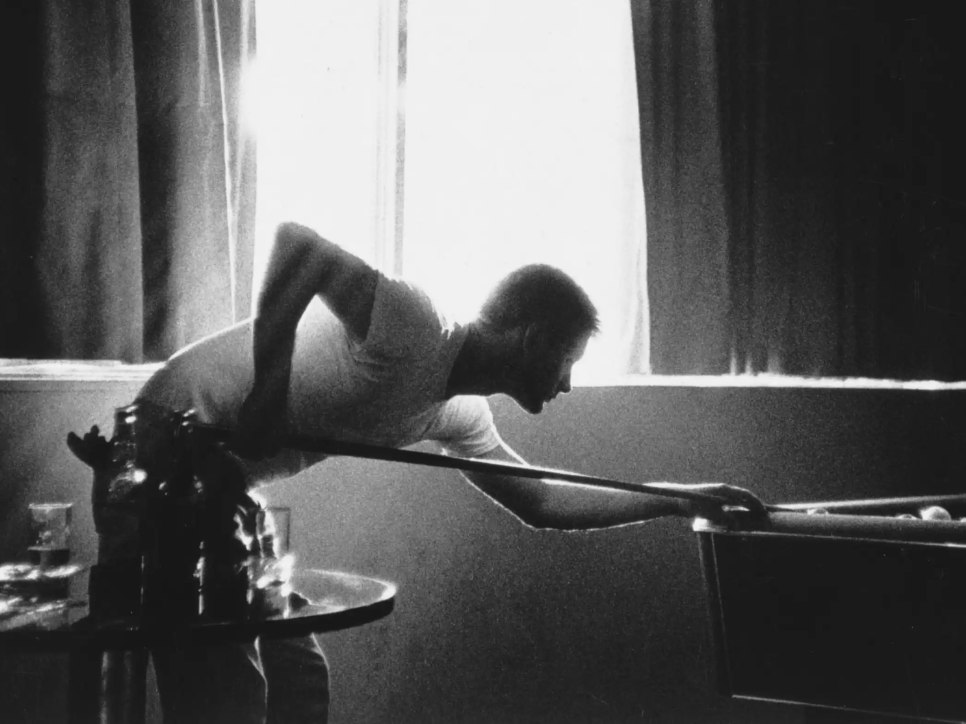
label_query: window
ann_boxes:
[250,0,389,268]
[251,0,648,379]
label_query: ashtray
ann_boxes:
[0,562,84,600]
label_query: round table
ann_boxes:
[0,569,396,723]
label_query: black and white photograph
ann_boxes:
[2,1,966,722]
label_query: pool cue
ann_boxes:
[190,422,772,513]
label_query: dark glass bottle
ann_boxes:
[88,404,147,619]
[140,410,205,621]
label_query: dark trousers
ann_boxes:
[152,635,330,724]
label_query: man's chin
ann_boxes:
[508,393,545,415]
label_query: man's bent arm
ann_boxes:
[239,222,378,454]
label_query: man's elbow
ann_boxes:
[464,471,572,531]
[270,222,332,278]
[476,483,555,530]
[275,221,321,255]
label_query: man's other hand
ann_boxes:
[234,382,288,460]
[650,482,767,519]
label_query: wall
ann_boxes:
[1,375,965,722]
[0,370,149,723]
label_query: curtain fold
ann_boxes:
[631,0,966,379]
[629,0,733,375]
[0,0,255,363]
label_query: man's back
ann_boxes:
[138,273,499,483]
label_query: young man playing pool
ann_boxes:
[76,221,762,722]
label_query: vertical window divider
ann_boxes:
[375,0,408,277]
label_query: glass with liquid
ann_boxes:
[28,502,72,567]
[249,506,294,616]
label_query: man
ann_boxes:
[75,221,763,722]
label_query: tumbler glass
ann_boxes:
[28,502,73,567]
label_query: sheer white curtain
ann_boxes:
[252,0,648,378]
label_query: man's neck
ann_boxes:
[445,322,516,398]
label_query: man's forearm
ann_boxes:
[530,479,689,531]
[251,316,296,391]
[466,443,692,531]
[462,469,689,532]
[247,225,327,405]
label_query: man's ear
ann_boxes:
[521,323,549,359]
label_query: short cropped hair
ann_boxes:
[478,264,600,342]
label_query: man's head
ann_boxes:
[478,264,599,413]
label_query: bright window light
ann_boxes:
[402,0,648,379]
[251,0,384,294]
[251,0,648,379]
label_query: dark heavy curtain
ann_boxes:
[0,0,256,363]
[631,0,966,379]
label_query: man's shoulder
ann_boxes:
[368,274,449,353]
[375,273,437,316]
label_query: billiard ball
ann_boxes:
[919,505,952,521]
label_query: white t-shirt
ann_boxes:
[138,274,500,483]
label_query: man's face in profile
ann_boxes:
[512,330,590,414]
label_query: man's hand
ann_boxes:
[649,482,767,519]
[235,377,289,460]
